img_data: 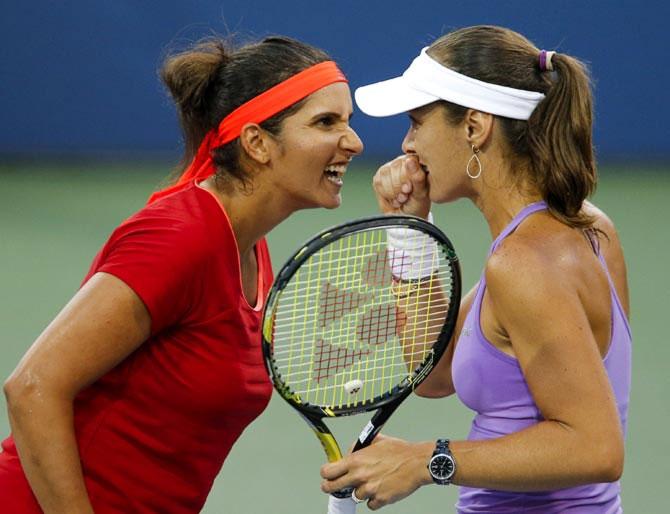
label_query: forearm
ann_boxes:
[395,280,448,371]
[322,420,621,510]
[399,422,621,498]
[447,420,622,491]
[7,391,94,514]
[393,277,458,398]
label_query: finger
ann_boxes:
[389,160,407,201]
[367,498,384,511]
[373,156,414,214]
[366,491,394,511]
[321,475,360,494]
[373,174,400,214]
[351,487,368,504]
[404,157,428,198]
[320,460,349,480]
[400,157,431,218]
[373,165,396,204]
[381,161,403,200]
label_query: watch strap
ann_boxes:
[434,438,450,455]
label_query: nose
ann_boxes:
[401,126,416,154]
[341,125,364,156]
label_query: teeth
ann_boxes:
[326,174,343,185]
[324,164,347,176]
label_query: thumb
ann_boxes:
[403,157,431,219]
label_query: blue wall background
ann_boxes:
[1,0,666,161]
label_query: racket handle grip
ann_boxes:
[331,487,353,499]
[327,494,357,514]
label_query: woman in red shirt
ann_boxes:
[0,36,362,513]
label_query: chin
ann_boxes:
[430,185,467,204]
[320,196,342,210]
[300,194,342,211]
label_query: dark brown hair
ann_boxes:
[428,25,596,228]
[160,36,330,189]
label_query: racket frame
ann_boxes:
[262,215,461,482]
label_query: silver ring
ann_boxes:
[351,490,365,504]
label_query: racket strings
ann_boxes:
[270,227,455,409]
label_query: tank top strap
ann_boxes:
[489,201,548,256]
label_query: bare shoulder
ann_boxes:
[582,201,623,252]
[582,200,615,237]
[485,214,584,299]
[485,204,629,321]
[482,214,608,363]
[583,201,630,314]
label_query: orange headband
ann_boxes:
[147,60,347,204]
[216,60,347,146]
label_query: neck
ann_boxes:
[469,161,542,239]
[199,176,296,257]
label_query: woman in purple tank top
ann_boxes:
[321,25,631,513]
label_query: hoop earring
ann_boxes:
[466,145,482,179]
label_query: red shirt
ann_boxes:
[0,182,274,513]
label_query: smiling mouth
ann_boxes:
[324,164,347,185]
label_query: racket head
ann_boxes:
[263,215,461,421]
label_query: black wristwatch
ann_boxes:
[428,438,456,485]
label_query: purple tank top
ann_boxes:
[451,201,632,513]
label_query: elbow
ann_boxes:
[3,375,21,407]
[414,386,433,398]
[414,381,454,398]
[4,370,43,417]
[589,434,625,483]
[601,444,624,483]
[414,386,441,398]
[4,374,25,414]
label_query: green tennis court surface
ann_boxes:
[1,163,667,512]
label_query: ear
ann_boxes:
[238,123,273,165]
[463,110,494,150]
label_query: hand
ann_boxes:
[372,155,431,219]
[320,435,433,510]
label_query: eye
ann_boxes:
[316,115,337,127]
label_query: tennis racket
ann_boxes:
[262,215,461,512]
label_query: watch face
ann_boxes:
[429,454,455,480]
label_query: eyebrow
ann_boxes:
[410,103,435,120]
[310,111,354,122]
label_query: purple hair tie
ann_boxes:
[539,50,556,72]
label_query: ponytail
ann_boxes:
[428,26,598,229]
[526,53,596,228]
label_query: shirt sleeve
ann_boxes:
[94,215,208,335]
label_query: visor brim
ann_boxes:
[354,76,439,117]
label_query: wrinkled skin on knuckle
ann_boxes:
[367,498,383,510]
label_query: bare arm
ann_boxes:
[374,154,472,396]
[392,275,449,374]
[3,272,151,514]
[412,282,477,397]
[321,241,624,508]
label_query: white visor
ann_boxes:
[355,48,545,120]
